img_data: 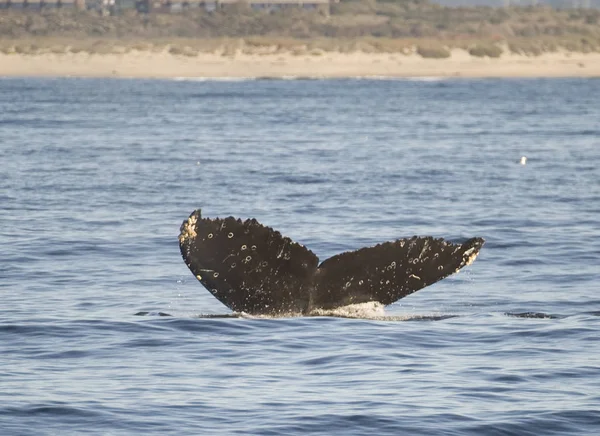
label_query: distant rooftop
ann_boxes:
[431,0,600,8]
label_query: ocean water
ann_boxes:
[1,77,599,435]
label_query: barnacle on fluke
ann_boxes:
[179,209,484,315]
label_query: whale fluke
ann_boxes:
[179,210,484,315]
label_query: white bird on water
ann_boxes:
[519,156,527,165]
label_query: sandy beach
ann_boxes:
[1,48,600,79]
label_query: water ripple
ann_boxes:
[2,77,600,436]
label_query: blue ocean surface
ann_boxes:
[1,77,599,435]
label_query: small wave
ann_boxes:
[279,75,323,80]
[139,310,600,321]
[504,312,564,319]
[338,75,453,82]
[399,76,450,82]
[134,311,172,317]
[0,403,103,418]
[171,302,458,321]
[167,75,456,82]
[170,76,258,82]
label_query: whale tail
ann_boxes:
[179,210,484,315]
[179,210,318,314]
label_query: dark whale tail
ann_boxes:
[179,210,484,315]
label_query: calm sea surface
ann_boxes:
[1,77,600,435]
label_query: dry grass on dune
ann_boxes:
[1,1,600,58]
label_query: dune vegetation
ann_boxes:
[1,0,600,56]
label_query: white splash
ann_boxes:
[189,307,457,321]
[309,301,386,318]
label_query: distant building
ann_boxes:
[0,0,333,12]
[0,0,85,8]
[135,0,333,13]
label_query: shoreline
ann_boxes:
[2,49,600,79]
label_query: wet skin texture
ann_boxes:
[179,210,484,315]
